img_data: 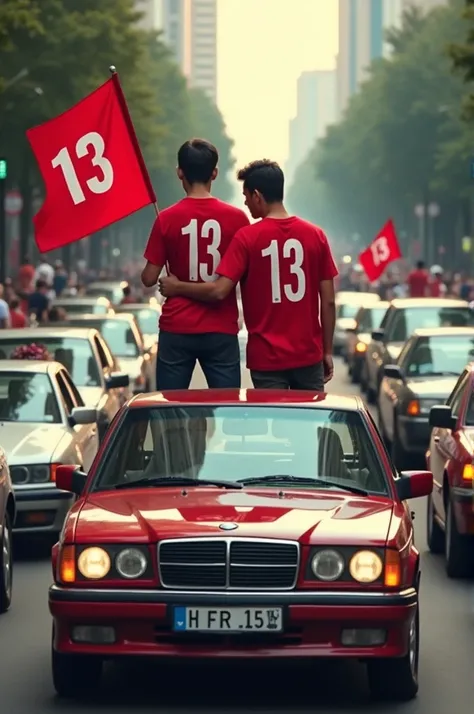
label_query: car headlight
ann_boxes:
[115,548,147,579]
[355,342,367,353]
[349,550,383,583]
[77,547,111,579]
[311,549,345,581]
[10,464,53,485]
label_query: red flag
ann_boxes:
[358,220,402,282]
[26,74,156,252]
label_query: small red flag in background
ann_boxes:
[26,73,156,252]
[358,219,402,282]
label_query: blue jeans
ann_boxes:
[156,331,241,390]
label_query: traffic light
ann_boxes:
[0,158,7,180]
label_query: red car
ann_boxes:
[426,363,474,577]
[49,390,432,701]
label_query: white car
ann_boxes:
[115,302,161,351]
[0,360,100,536]
[334,291,381,356]
[0,443,15,612]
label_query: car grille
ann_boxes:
[158,538,299,590]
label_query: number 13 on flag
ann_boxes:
[358,220,402,282]
[26,72,156,253]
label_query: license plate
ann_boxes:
[173,606,283,632]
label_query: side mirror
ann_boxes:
[371,328,385,342]
[55,464,87,496]
[106,371,130,390]
[69,406,98,426]
[383,364,404,380]
[429,405,457,430]
[396,471,433,501]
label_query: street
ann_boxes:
[1,358,473,713]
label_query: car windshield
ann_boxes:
[0,337,101,387]
[337,304,360,318]
[58,303,108,315]
[129,309,158,335]
[405,335,474,377]
[96,320,139,357]
[0,372,61,423]
[389,307,474,342]
[88,286,122,303]
[93,405,388,495]
[359,306,388,331]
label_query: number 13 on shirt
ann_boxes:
[261,239,306,304]
[182,219,222,282]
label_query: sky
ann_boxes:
[217,0,339,170]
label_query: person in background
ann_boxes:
[428,265,447,297]
[34,256,54,287]
[407,260,429,297]
[159,159,338,390]
[28,280,50,324]
[120,285,135,304]
[0,285,10,328]
[17,256,35,293]
[48,306,67,322]
[141,138,250,390]
[9,298,27,328]
[53,260,68,297]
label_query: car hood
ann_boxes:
[357,332,371,345]
[336,317,356,331]
[0,422,67,465]
[387,343,403,360]
[406,376,458,399]
[117,356,143,379]
[74,489,394,545]
[77,386,105,408]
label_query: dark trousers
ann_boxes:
[157,331,241,390]
[250,361,325,391]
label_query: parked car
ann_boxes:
[50,390,432,701]
[52,297,114,316]
[115,302,161,351]
[0,444,15,613]
[378,328,474,469]
[57,314,155,392]
[0,328,130,439]
[426,363,474,577]
[86,281,129,305]
[334,292,381,357]
[347,302,389,383]
[0,360,99,538]
[363,298,473,403]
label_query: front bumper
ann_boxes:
[398,416,430,453]
[14,488,74,534]
[50,586,417,659]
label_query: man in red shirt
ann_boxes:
[141,138,249,389]
[159,159,338,390]
[407,261,429,297]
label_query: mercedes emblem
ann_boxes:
[219,522,238,531]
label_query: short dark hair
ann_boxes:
[237,160,284,203]
[36,279,47,290]
[177,139,218,184]
[416,260,425,269]
[10,298,19,310]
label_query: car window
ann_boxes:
[99,320,140,357]
[93,406,389,496]
[60,370,85,406]
[93,335,114,371]
[446,370,469,415]
[0,372,61,423]
[56,372,75,414]
[358,306,387,332]
[397,338,415,366]
[337,304,360,319]
[0,337,101,387]
[404,335,474,377]
[388,307,474,343]
[132,308,159,335]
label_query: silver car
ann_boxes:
[115,302,162,351]
[87,281,129,305]
[0,327,130,439]
[334,292,381,356]
[0,360,99,535]
[53,296,114,316]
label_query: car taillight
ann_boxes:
[462,464,474,482]
[384,550,401,587]
[58,545,76,583]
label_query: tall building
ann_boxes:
[135,0,160,31]
[286,70,337,184]
[161,0,217,102]
[337,0,447,117]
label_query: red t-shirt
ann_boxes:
[217,216,339,371]
[144,197,249,334]
[10,310,27,328]
[407,269,428,297]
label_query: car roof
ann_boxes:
[412,327,474,337]
[64,313,135,323]
[0,359,63,374]
[390,298,469,308]
[87,281,128,288]
[359,301,390,310]
[54,297,110,305]
[129,390,364,411]
[0,327,98,339]
[115,303,160,311]
[336,291,380,302]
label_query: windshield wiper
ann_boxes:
[414,371,460,377]
[238,475,368,495]
[115,477,242,490]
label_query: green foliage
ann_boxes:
[288,0,472,248]
[0,0,234,255]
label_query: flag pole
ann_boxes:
[108,65,159,218]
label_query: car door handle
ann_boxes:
[433,436,440,443]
